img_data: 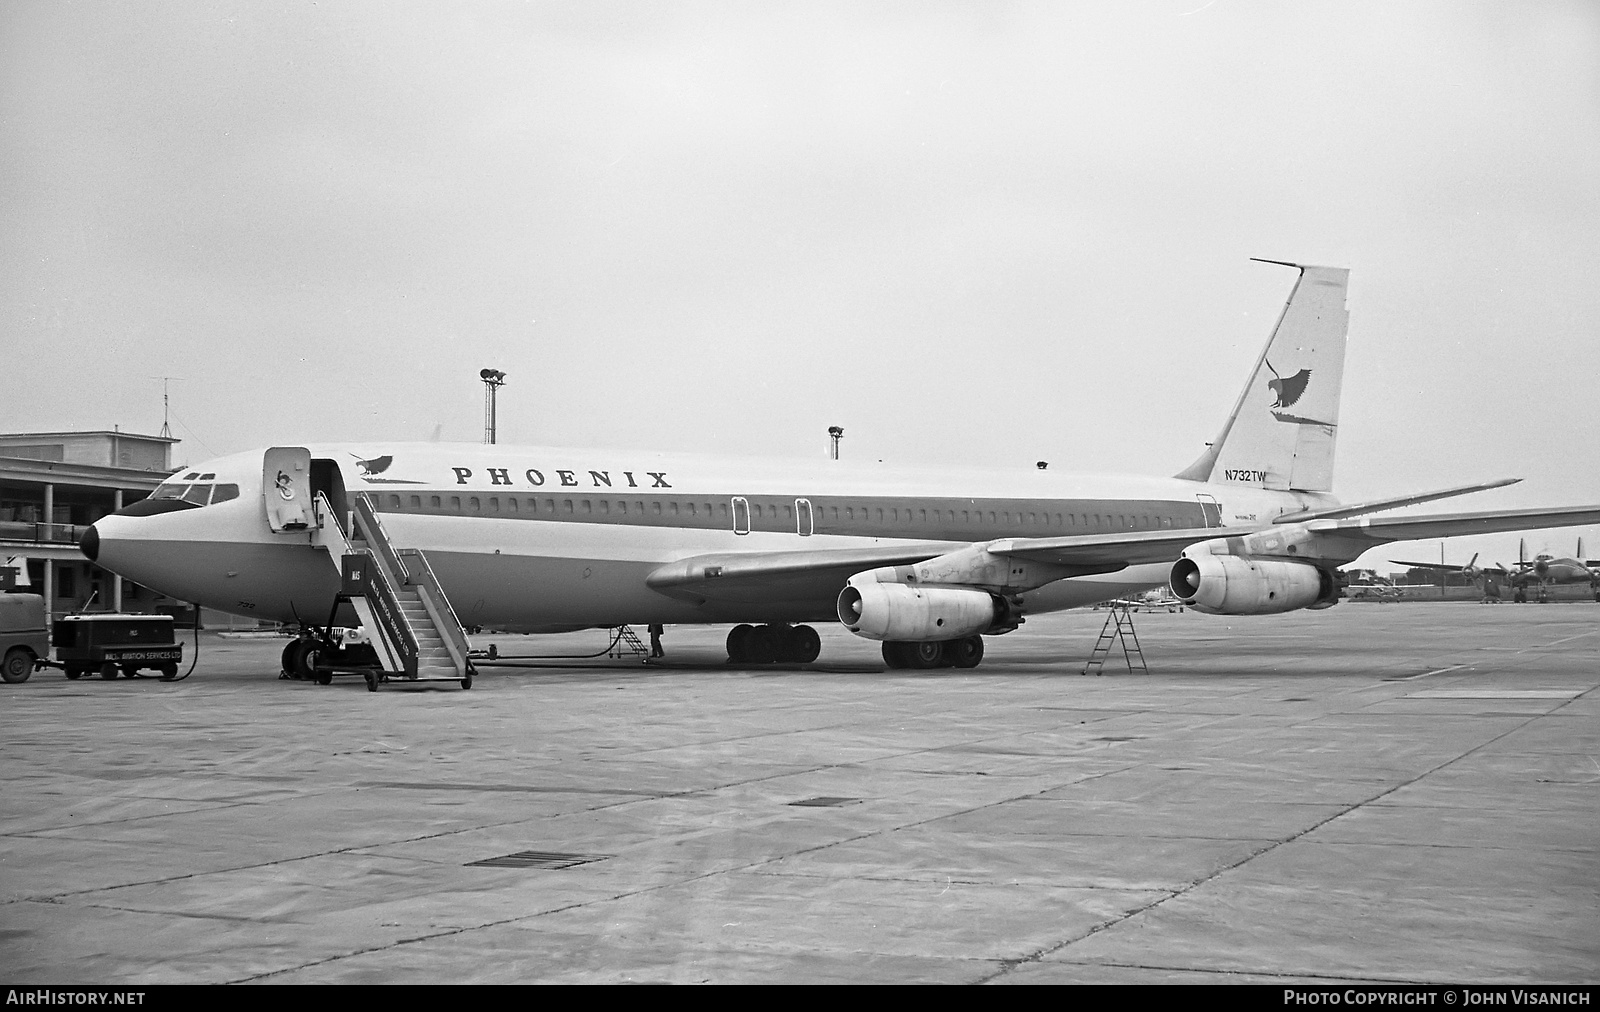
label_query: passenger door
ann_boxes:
[263,446,314,532]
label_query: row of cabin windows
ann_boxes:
[377,493,1181,531]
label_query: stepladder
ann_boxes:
[1082,601,1148,676]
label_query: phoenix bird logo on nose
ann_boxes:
[1265,360,1312,409]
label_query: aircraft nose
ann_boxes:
[80,524,100,563]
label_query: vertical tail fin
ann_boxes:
[1176,261,1350,492]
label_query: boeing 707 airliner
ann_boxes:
[79,262,1600,682]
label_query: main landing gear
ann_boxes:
[726,624,822,665]
[881,635,984,670]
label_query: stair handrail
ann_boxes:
[395,547,472,674]
[362,556,419,678]
[315,492,418,677]
[352,493,410,587]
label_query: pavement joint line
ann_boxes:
[1526,630,1599,650]
[1042,959,1442,985]
[0,794,304,836]
[39,898,293,925]
[1384,663,1472,682]
[971,698,1560,986]
[5,811,551,904]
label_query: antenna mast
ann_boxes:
[150,377,180,439]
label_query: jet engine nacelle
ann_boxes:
[836,581,1003,642]
[1169,552,1338,615]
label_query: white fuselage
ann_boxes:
[87,443,1336,633]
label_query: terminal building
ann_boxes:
[0,430,184,621]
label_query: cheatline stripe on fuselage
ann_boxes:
[363,489,1219,543]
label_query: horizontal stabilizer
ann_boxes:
[1387,559,1509,575]
[1317,504,1600,545]
[1274,478,1521,523]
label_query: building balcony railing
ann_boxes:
[0,520,87,545]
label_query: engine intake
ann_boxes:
[837,582,1002,642]
[1170,553,1337,615]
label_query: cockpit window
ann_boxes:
[150,480,240,507]
[183,473,200,480]
[199,473,215,480]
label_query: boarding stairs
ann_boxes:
[609,625,650,662]
[312,492,474,690]
[1082,601,1147,676]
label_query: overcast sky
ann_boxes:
[3,1,1597,569]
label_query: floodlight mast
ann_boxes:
[828,426,844,460]
[480,369,506,444]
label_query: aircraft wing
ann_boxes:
[992,504,1600,567]
[647,504,1600,605]
[646,524,1277,604]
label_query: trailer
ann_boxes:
[48,614,182,680]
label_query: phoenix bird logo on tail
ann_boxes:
[1265,360,1312,409]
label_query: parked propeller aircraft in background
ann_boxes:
[78,262,1600,682]
[1393,540,1600,603]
